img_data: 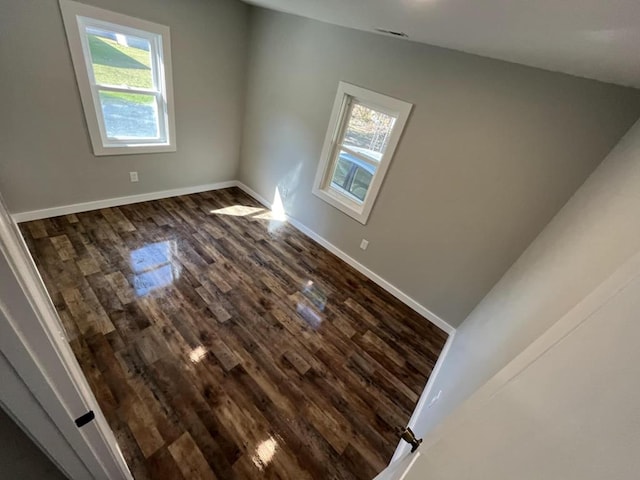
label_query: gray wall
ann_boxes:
[239,8,640,327]
[0,0,249,214]
[418,116,640,435]
[0,407,67,479]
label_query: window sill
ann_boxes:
[93,143,176,156]
[312,186,369,224]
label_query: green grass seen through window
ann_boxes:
[88,34,153,104]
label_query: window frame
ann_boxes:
[313,82,412,224]
[59,0,176,156]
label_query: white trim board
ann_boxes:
[11,181,236,223]
[235,181,455,335]
[59,0,177,156]
[312,82,413,225]
[1,191,133,478]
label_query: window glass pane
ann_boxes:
[330,153,352,189]
[342,102,396,161]
[349,167,373,202]
[99,91,159,139]
[86,27,153,89]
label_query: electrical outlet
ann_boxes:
[360,239,369,250]
[129,171,139,183]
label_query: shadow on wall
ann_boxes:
[0,408,67,479]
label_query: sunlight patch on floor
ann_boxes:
[208,188,287,231]
[209,205,265,216]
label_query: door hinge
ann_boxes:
[400,426,422,452]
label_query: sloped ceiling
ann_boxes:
[244,0,640,87]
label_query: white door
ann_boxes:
[381,248,640,480]
[0,191,132,479]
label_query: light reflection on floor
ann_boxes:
[295,302,323,329]
[189,346,208,364]
[251,436,278,471]
[208,190,333,331]
[129,240,180,296]
[301,280,327,311]
[296,280,327,329]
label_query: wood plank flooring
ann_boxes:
[19,188,448,479]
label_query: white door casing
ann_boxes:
[0,191,132,480]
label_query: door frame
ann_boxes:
[0,191,132,479]
[388,330,456,463]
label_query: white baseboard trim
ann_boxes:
[11,179,455,335]
[235,181,456,336]
[389,330,456,463]
[11,181,237,223]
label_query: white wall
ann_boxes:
[402,246,640,480]
[240,8,640,327]
[419,117,640,437]
[0,0,248,214]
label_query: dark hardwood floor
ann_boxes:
[19,187,448,480]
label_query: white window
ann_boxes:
[313,82,412,224]
[59,0,176,156]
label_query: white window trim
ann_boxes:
[313,82,412,224]
[59,0,176,156]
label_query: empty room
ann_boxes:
[2,0,640,479]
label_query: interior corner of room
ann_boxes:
[2,0,640,479]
